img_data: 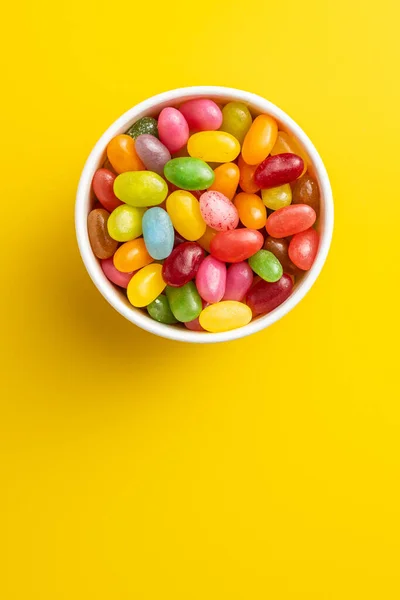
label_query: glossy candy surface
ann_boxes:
[135,135,171,175]
[87,208,118,259]
[263,236,298,275]
[292,173,320,215]
[113,238,153,273]
[238,154,260,194]
[107,205,145,242]
[288,228,319,270]
[142,207,174,260]
[208,163,240,200]
[106,134,145,173]
[261,184,292,210]
[114,171,168,207]
[101,257,134,288]
[266,204,316,237]
[127,263,166,307]
[162,242,205,287]
[199,301,252,333]
[242,114,278,165]
[196,256,226,303]
[254,153,304,188]
[184,300,208,331]
[271,131,308,175]
[179,99,222,131]
[210,228,264,263]
[126,117,159,139]
[220,102,252,145]
[164,157,215,190]
[188,131,240,163]
[199,191,239,231]
[223,262,253,301]
[246,274,293,316]
[248,250,283,282]
[197,226,217,253]
[158,107,189,153]
[92,169,123,212]
[167,190,206,240]
[234,192,267,229]
[147,294,178,324]
[166,282,202,322]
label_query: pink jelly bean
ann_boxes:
[199,191,239,231]
[179,99,223,132]
[195,255,226,303]
[185,300,208,331]
[158,107,189,153]
[101,258,134,288]
[288,228,319,270]
[223,262,254,301]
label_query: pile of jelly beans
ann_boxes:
[88,98,320,333]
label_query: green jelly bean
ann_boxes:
[164,157,215,191]
[147,294,178,324]
[220,102,252,145]
[107,205,145,242]
[114,171,168,207]
[248,250,283,282]
[126,117,159,139]
[166,282,202,322]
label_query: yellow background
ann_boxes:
[1,0,400,598]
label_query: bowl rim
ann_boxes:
[75,85,334,343]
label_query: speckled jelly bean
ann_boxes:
[196,256,226,303]
[223,262,253,301]
[114,171,168,207]
[158,107,189,153]
[292,173,320,216]
[167,190,206,240]
[261,184,292,210]
[106,134,145,173]
[164,157,215,190]
[197,226,217,253]
[248,250,283,282]
[135,134,171,175]
[271,131,308,174]
[242,114,278,165]
[255,153,304,189]
[101,257,134,288]
[162,242,205,287]
[199,301,252,333]
[147,294,178,324]
[179,98,223,131]
[166,282,202,322]
[142,207,174,260]
[127,263,166,307]
[238,154,260,194]
[208,163,240,200]
[92,168,123,212]
[246,274,293,316]
[87,208,118,259]
[126,117,159,139]
[199,191,239,231]
[113,238,153,273]
[188,131,240,163]
[234,192,267,229]
[210,229,264,263]
[263,236,298,276]
[288,228,319,270]
[266,204,316,238]
[107,205,145,242]
[220,102,252,145]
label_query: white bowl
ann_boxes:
[75,86,333,343]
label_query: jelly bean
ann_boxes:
[106,134,145,174]
[179,99,223,131]
[135,134,171,176]
[127,263,166,307]
[147,294,178,324]
[234,192,267,229]
[266,204,316,237]
[114,171,168,207]
[142,207,174,260]
[223,262,253,301]
[210,228,264,263]
[87,208,118,259]
[288,228,319,270]
[248,250,283,282]
[261,184,292,210]
[197,226,217,253]
[199,191,239,231]
[271,131,308,175]
[92,168,123,212]
[292,173,320,216]
[162,242,205,287]
[101,257,134,288]
[254,153,304,189]
[113,238,153,273]
[166,190,206,240]
[102,157,117,174]
[107,205,145,242]
[126,117,159,139]
[246,274,293,316]
[199,301,252,333]
[196,256,226,303]
[263,236,298,276]
[173,230,187,247]
[238,154,260,194]
[242,114,278,165]
[184,300,208,331]
[188,131,240,163]
[164,157,215,190]
[208,163,240,200]
[220,102,252,145]
[158,107,189,153]
[166,282,202,322]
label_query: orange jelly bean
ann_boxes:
[106,134,145,174]
[234,192,267,229]
[197,226,217,253]
[208,163,240,200]
[238,154,260,194]
[113,238,153,273]
[241,114,278,165]
[271,131,308,175]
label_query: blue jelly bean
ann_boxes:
[142,207,174,260]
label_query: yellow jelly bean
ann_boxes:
[242,114,278,165]
[208,162,240,200]
[166,190,206,241]
[197,225,217,253]
[271,131,308,175]
[261,184,292,210]
[199,301,252,333]
[127,263,166,307]
[187,131,240,163]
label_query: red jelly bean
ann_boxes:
[162,241,205,287]
[266,204,316,238]
[246,274,293,316]
[92,168,123,212]
[101,258,134,288]
[254,153,304,189]
[210,229,264,263]
[288,228,319,270]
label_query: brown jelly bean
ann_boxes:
[87,208,118,259]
